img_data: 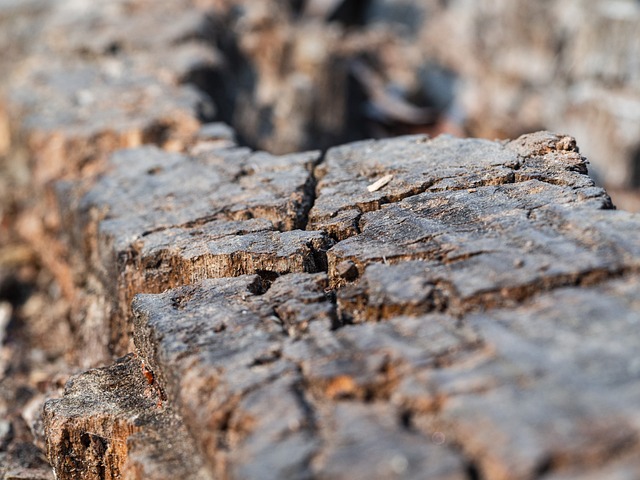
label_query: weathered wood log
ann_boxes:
[43,353,210,480]
[5,0,217,185]
[41,131,640,480]
[58,144,328,363]
[2,2,640,480]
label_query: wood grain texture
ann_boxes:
[2,2,640,479]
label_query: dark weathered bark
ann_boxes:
[43,354,210,480]
[43,130,640,480]
[2,2,640,480]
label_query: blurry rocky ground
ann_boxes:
[0,0,639,477]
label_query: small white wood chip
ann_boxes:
[367,174,393,192]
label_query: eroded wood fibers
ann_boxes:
[3,1,640,479]
[46,132,640,480]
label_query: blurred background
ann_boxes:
[194,0,640,211]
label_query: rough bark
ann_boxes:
[2,2,640,480]
[60,144,328,363]
[43,354,210,480]
[45,131,640,480]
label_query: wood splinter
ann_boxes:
[367,174,393,193]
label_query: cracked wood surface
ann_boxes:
[43,354,211,480]
[46,131,640,480]
[131,274,468,480]
[60,144,327,361]
[2,2,640,480]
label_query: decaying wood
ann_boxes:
[62,144,327,362]
[43,354,210,480]
[40,130,640,480]
[2,2,640,480]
